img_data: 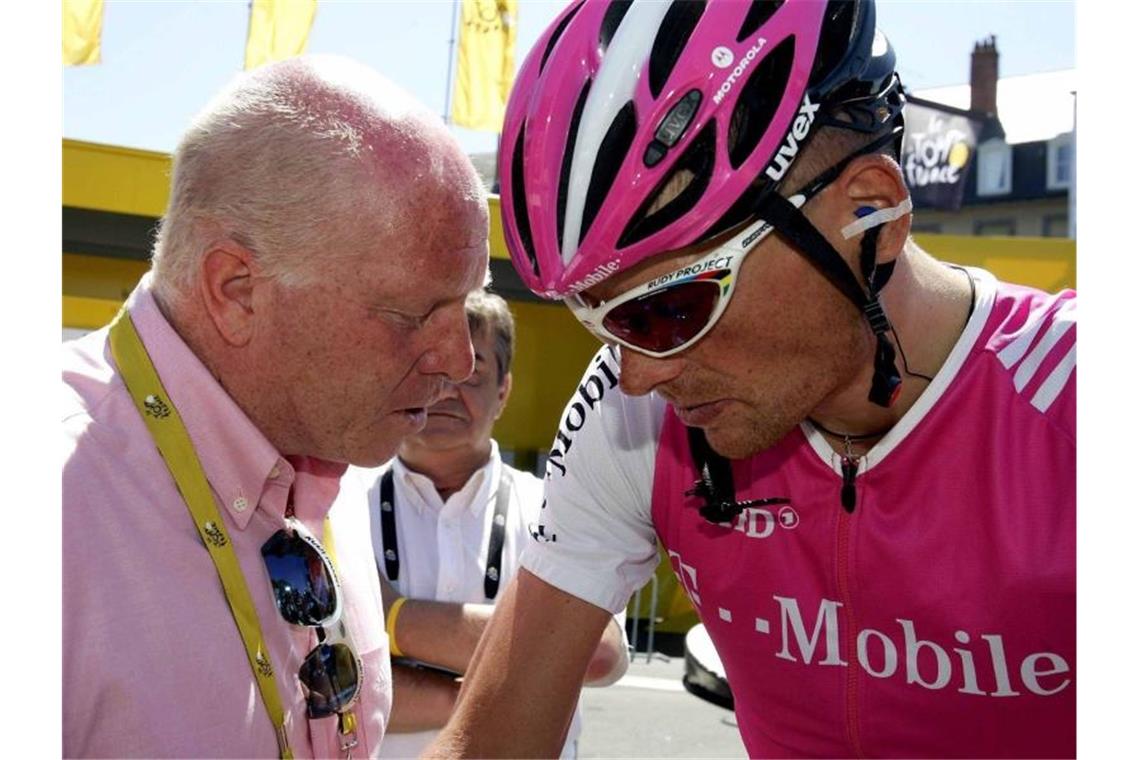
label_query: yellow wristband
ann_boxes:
[386,596,407,658]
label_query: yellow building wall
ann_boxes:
[63,140,171,217]
[500,301,601,454]
[914,232,1075,293]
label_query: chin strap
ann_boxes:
[756,194,910,408]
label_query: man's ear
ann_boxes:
[494,371,513,421]
[839,153,912,266]
[198,240,259,346]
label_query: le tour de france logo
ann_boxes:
[904,112,973,188]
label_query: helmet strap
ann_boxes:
[755,193,902,408]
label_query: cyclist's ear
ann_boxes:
[837,153,912,267]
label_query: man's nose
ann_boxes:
[417,302,475,382]
[433,380,462,404]
[618,347,684,397]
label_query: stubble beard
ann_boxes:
[702,384,816,459]
[701,336,866,460]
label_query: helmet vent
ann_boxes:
[557,81,593,251]
[580,101,637,249]
[540,0,586,73]
[727,35,795,169]
[509,125,540,278]
[808,0,857,88]
[648,0,707,99]
[617,120,716,249]
[736,0,784,43]
[599,0,634,54]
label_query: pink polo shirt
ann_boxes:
[63,276,391,758]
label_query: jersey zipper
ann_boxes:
[836,438,865,758]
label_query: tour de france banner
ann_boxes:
[901,100,982,211]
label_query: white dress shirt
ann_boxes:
[359,441,589,759]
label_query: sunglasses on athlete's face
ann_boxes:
[566,127,906,358]
[261,518,362,719]
[566,195,806,358]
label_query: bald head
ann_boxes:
[151,55,487,306]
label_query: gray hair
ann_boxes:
[465,289,515,383]
[151,55,482,305]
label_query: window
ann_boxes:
[1047,133,1074,191]
[974,219,1016,236]
[1042,213,1069,238]
[977,138,1012,197]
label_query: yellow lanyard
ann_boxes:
[109,308,300,758]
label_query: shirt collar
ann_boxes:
[393,440,502,518]
[126,275,328,529]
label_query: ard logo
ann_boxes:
[255,651,274,678]
[202,521,228,547]
[143,394,171,419]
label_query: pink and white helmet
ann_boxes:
[500,0,904,299]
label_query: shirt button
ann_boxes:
[232,496,249,513]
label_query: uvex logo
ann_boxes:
[765,94,820,181]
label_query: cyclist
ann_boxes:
[431,1,1075,757]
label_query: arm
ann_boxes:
[424,569,612,758]
[584,615,629,687]
[380,571,493,674]
[382,571,621,680]
[387,663,462,733]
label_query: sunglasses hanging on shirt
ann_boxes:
[261,517,363,722]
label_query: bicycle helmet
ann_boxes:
[500,0,904,299]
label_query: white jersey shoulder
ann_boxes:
[520,345,666,614]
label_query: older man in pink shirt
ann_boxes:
[63,56,489,758]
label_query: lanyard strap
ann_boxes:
[378,466,513,600]
[108,308,294,760]
[377,472,400,582]
[483,469,511,600]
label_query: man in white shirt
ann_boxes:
[358,290,629,758]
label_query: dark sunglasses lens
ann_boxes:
[603,280,721,353]
[299,642,361,719]
[261,530,337,626]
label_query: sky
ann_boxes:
[63,0,1076,157]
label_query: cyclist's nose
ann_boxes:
[618,347,684,397]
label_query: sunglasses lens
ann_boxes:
[299,642,361,719]
[602,280,721,353]
[261,529,337,627]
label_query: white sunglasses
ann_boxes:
[566,194,807,358]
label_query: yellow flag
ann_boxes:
[63,0,104,66]
[451,0,518,132]
[244,0,318,71]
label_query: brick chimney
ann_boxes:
[970,35,999,115]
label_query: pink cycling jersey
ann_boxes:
[652,280,1075,757]
[520,270,1075,758]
